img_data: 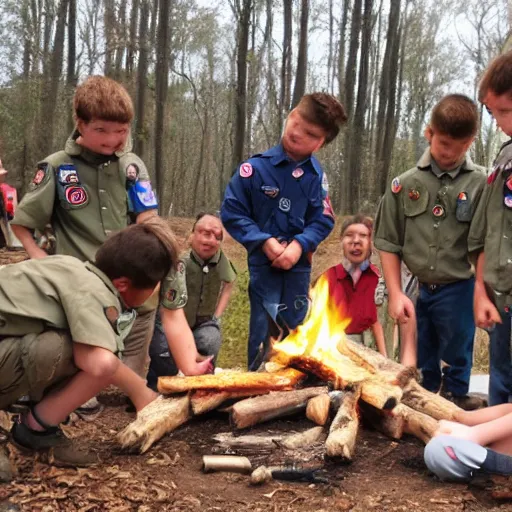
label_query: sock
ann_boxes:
[481,448,512,475]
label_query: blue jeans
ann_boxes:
[247,266,311,371]
[489,309,512,406]
[416,278,475,396]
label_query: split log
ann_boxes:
[280,426,325,449]
[397,404,439,443]
[117,395,191,453]
[158,368,305,395]
[230,387,328,429]
[359,401,404,440]
[212,432,285,451]
[191,389,269,415]
[306,394,331,425]
[325,385,361,462]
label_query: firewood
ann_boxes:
[158,368,306,395]
[397,403,439,443]
[306,394,331,425]
[230,387,328,429]
[280,426,325,449]
[359,401,404,440]
[212,432,285,451]
[191,389,269,415]
[202,455,252,474]
[117,395,191,453]
[325,385,361,462]
[401,380,461,421]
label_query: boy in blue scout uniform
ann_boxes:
[0,220,184,479]
[374,94,487,411]
[147,212,237,386]
[221,93,347,370]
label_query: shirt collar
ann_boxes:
[417,148,475,179]
[334,261,379,281]
[84,261,124,305]
[190,248,221,267]
[261,143,313,168]
[65,129,132,165]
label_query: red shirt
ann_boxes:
[323,263,380,334]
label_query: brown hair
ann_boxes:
[95,217,179,288]
[479,52,512,102]
[429,94,478,139]
[192,211,223,240]
[340,214,373,237]
[296,93,348,144]
[73,75,134,124]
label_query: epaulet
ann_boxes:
[44,150,72,166]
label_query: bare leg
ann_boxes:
[400,316,417,367]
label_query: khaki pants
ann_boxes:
[0,330,77,410]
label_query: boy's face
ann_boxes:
[424,127,474,171]
[483,91,512,136]
[190,215,223,261]
[282,109,327,161]
[76,119,130,155]
[342,223,371,265]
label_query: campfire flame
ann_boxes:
[271,276,369,382]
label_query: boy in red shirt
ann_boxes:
[322,215,387,356]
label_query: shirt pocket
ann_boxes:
[403,185,429,217]
[455,192,473,223]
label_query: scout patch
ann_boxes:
[408,189,420,201]
[261,185,279,198]
[322,196,335,220]
[279,197,291,212]
[506,175,512,191]
[177,261,186,274]
[292,168,304,179]
[125,163,140,182]
[458,192,467,201]
[65,185,88,206]
[504,195,512,209]
[456,192,471,222]
[165,289,177,302]
[104,306,120,326]
[432,204,445,218]
[135,180,158,208]
[391,177,402,194]
[239,163,253,178]
[32,163,48,186]
[487,169,499,185]
[57,164,79,184]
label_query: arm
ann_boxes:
[370,321,387,357]
[456,403,512,426]
[160,307,213,375]
[473,251,501,329]
[10,224,48,259]
[214,281,235,319]
[135,209,158,223]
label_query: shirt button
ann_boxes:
[508,259,512,264]
[430,266,434,270]
[101,206,107,210]
[99,189,105,193]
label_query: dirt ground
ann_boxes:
[0,218,507,511]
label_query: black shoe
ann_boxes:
[441,390,487,411]
[11,420,98,467]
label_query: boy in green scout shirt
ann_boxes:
[468,52,512,406]
[0,219,212,480]
[148,212,237,386]
[374,94,487,410]
[11,76,161,382]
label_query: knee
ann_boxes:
[74,345,120,378]
[424,436,475,482]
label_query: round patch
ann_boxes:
[391,177,402,194]
[506,176,512,191]
[177,261,186,273]
[165,289,177,302]
[292,168,304,179]
[239,163,253,178]
[279,197,291,212]
[321,173,329,192]
[65,186,88,206]
[408,189,420,201]
[32,169,46,186]
[504,195,512,208]
[458,192,467,201]
[432,204,445,217]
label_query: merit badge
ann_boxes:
[279,197,291,212]
[292,168,304,179]
[32,163,48,186]
[408,189,420,201]
[391,177,402,194]
[165,289,177,302]
[323,197,335,219]
[458,191,468,201]
[65,186,88,206]
[58,164,79,184]
[432,204,445,217]
[261,185,279,198]
[239,163,253,178]
[504,195,512,209]
[136,180,158,208]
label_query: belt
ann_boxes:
[420,283,446,294]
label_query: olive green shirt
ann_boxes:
[374,149,487,284]
[468,139,512,300]
[12,132,153,263]
[0,255,134,353]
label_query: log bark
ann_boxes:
[191,389,269,415]
[397,403,439,444]
[359,401,404,440]
[158,368,305,395]
[325,386,361,462]
[231,387,328,429]
[280,426,325,449]
[212,432,284,451]
[117,395,191,453]
[306,394,331,426]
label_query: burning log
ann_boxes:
[230,387,328,429]
[158,368,305,394]
[117,395,191,453]
[191,389,269,415]
[306,394,331,426]
[325,385,361,462]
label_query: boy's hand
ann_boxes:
[193,355,214,375]
[434,420,477,442]
[387,292,415,324]
[262,237,286,261]
[474,292,502,330]
[271,240,303,270]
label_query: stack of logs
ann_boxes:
[118,338,461,458]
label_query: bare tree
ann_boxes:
[292,0,309,108]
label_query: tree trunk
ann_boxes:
[67,0,77,133]
[126,0,140,76]
[279,0,292,134]
[291,0,309,108]
[103,0,116,76]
